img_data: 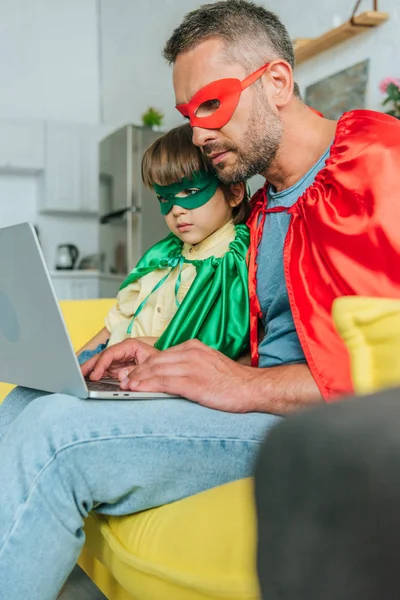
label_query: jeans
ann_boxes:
[0,386,281,600]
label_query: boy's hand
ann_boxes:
[81,338,159,381]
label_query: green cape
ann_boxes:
[119,224,250,359]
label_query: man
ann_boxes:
[0,2,398,599]
[89,0,400,403]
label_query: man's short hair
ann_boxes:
[164,0,300,97]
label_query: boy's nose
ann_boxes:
[171,203,187,217]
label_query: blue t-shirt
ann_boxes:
[256,146,331,368]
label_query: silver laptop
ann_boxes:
[0,222,176,400]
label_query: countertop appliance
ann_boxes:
[55,244,79,270]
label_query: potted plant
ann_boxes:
[379,77,400,119]
[141,107,164,130]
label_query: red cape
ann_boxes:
[247,110,400,400]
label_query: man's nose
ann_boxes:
[191,126,218,148]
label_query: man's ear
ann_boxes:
[264,59,294,109]
[228,182,245,207]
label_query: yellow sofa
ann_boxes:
[0,300,260,600]
[2,296,399,600]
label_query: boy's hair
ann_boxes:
[163,0,300,98]
[141,124,251,225]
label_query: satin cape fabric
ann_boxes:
[247,110,400,400]
[120,224,250,359]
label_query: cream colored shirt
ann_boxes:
[105,221,236,346]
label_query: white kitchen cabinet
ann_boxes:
[50,271,124,300]
[42,123,81,212]
[80,126,100,213]
[51,271,99,300]
[41,122,99,214]
[0,119,45,171]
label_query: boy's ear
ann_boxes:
[228,182,245,207]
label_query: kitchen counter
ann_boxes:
[50,271,126,299]
[50,270,126,280]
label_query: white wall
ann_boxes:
[0,170,98,270]
[0,0,101,269]
[265,0,399,112]
[38,214,99,271]
[2,0,398,271]
[99,0,215,128]
[0,0,100,123]
[100,0,400,127]
[0,172,38,227]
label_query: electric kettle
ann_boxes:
[55,244,79,270]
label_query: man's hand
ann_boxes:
[81,338,159,380]
[117,339,322,414]
[118,339,253,412]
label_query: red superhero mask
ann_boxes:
[176,63,269,130]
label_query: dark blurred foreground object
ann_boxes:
[255,388,400,600]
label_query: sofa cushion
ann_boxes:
[81,477,259,600]
[333,296,400,394]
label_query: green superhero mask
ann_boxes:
[153,171,219,215]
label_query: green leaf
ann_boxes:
[385,109,397,117]
[386,83,400,101]
[141,107,164,128]
[382,97,391,106]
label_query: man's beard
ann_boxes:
[204,96,283,185]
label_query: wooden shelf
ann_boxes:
[294,11,389,65]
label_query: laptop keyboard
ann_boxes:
[86,378,122,392]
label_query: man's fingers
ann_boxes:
[117,366,136,380]
[131,346,205,372]
[124,374,194,399]
[80,354,100,377]
[107,362,135,378]
[87,340,205,381]
[134,344,160,364]
[89,342,136,380]
[90,339,159,380]
[122,357,193,386]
